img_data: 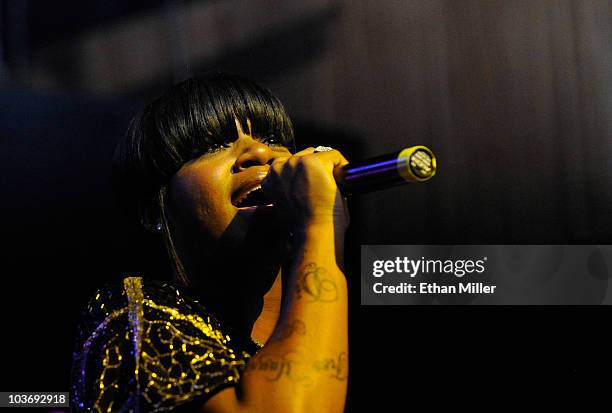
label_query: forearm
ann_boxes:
[237,222,348,412]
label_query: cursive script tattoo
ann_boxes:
[295,263,338,303]
[247,351,312,386]
[247,351,348,386]
[312,352,348,381]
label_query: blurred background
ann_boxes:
[1,0,611,410]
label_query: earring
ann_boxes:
[155,222,163,233]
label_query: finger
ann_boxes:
[268,158,286,178]
[291,147,316,157]
[269,146,303,166]
[294,147,349,167]
[313,149,349,168]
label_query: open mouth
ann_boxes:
[233,185,270,208]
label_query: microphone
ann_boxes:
[333,146,437,195]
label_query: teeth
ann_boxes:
[235,185,262,206]
[247,185,262,194]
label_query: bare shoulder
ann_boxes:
[198,387,242,413]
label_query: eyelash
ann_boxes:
[206,142,231,154]
[260,137,286,149]
[205,138,286,154]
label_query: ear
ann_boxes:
[137,202,162,233]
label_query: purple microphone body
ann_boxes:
[333,145,437,195]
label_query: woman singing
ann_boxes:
[71,73,349,412]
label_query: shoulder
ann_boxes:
[71,277,260,412]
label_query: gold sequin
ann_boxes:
[71,276,261,412]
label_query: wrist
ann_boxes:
[291,219,336,240]
[287,219,346,269]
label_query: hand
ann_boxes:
[262,147,350,232]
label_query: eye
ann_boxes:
[206,142,231,154]
[261,135,286,150]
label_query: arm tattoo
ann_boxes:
[312,352,348,381]
[247,351,348,385]
[295,263,338,303]
[247,351,313,386]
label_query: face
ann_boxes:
[165,120,293,283]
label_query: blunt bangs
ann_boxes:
[112,73,295,221]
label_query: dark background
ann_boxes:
[1,0,611,410]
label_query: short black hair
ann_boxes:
[112,73,295,223]
[112,74,294,285]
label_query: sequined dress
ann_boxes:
[71,277,261,412]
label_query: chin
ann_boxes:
[219,204,289,265]
[245,205,289,250]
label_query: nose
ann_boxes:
[232,139,279,172]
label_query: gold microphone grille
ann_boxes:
[410,150,434,178]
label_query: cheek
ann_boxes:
[169,168,234,236]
